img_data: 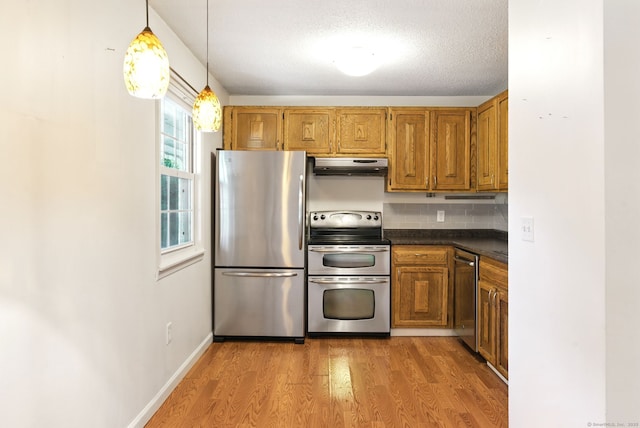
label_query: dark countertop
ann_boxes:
[384,229,508,264]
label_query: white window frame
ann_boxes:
[157,72,204,279]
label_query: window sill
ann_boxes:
[158,246,205,280]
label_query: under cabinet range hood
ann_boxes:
[312,157,388,176]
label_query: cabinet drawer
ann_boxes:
[479,257,508,289]
[392,246,449,265]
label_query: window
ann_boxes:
[160,95,193,250]
[157,73,204,278]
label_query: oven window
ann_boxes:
[322,253,375,268]
[323,289,375,320]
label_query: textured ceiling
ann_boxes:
[151,0,508,96]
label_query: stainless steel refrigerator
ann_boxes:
[213,150,306,343]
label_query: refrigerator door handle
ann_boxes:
[222,272,299,278]
[298,174,304,250]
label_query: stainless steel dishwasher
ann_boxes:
[453,248,479,352]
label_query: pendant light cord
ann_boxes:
[206,0,210,86]
[145,0,149,28]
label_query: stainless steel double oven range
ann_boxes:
[307,210,391,336]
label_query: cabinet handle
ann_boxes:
[433,176,437,188]
[425,176,429,188]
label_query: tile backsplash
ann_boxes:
[383,202,508,231]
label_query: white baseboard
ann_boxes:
[127,332,213,428]
[487,361,509,385]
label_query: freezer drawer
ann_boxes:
[214,268,305,340]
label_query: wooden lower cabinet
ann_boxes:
[392,246,452,328]
[496,287,508,377]
[477,257,508,379]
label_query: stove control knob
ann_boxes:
[367,215,372,220]
[313,215,318,221]
[374,215,379,221]
[320,214,326,220]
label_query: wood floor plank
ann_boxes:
[145,337,508,428]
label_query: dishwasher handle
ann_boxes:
[454,256,476,267]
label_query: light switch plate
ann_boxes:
[521,216,534,242]
[437,210,445,222]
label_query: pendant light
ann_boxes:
[192,0,222,132]
[123,0,170,99]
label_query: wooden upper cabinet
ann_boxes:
[476,90,508,191]
[223,107,283,150]
[335,108,387,155]
[387,109,430,191]
[477,98,498,190]
[497,92,509,190]
[283,108,334,154]
[430,109,472,191]
[387,107,472,192]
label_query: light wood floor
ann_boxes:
[145,337,508,428]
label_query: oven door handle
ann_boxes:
[308,248,389,253]
[309,279,388,285]
[222,272,298,278]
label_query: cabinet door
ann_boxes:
[496,288,508,379]
[497,92,509,190]
[477,281,497,363]
[387,109,429,191]
[283,108,334,154]
[430,109,471,190]
[232,107,282,150]
[476,100,498,190]
[393,265,449,327]
[336,108,386,155]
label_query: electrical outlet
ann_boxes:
[437,210,445,222]
[521,216,534,242]
[166,322,173,345]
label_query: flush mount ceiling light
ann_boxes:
[192,0,222,132]
[123,0,170,99]
[334,46,379,77]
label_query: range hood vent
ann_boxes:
[312,157,388,176]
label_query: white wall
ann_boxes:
[0,1,227,427]
[509,0,609,425]
[604,0,640,422]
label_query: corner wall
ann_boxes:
[509,0,607,425]
[604,0,640,422]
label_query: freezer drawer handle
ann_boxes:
[222,272,298,278]
[309,247,389,253]
[309,279,388,285]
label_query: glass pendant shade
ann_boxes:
[123,27,170,99]
[193,85,222,132]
